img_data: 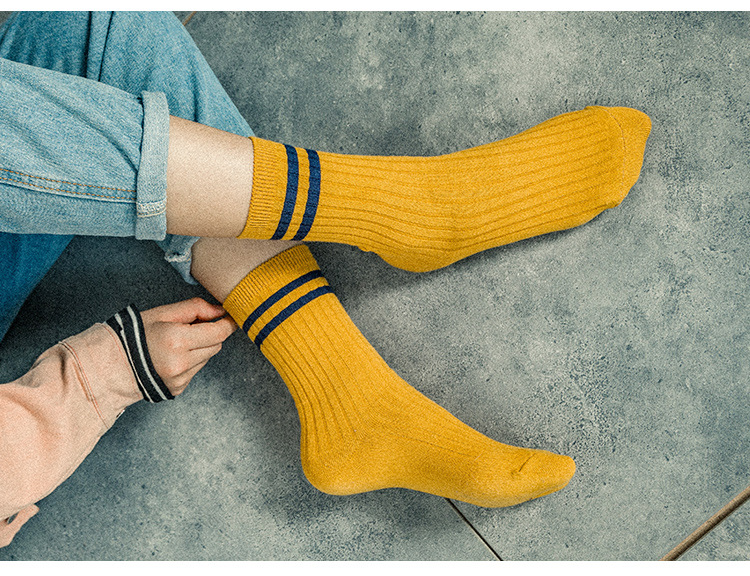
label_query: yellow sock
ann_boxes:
[224,245,576,507]
[238,106,651,272]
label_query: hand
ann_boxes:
[140,298,237,396]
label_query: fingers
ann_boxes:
[150,297,227,325]
[189,343,223,366]
[165,358,209,396]
[184,315,237,350]
[156,341,222,396]
[139,298,237,396]
[170,343,224,395]
[171,359,211,395]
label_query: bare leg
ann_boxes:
[190,237,298,302]
[166,116,255,238]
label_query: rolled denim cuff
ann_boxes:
[135,90,170,241]
[137,91,199,284]
[156,234,200,285]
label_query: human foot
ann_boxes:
[223,246,575,506]
[238,106,651,272]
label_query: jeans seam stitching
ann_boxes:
[138,207,167,218]
[0,174,135,201]
[0,166,135,193]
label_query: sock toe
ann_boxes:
[598,106,652,199]
[519,450,577,500]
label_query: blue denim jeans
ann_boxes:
[0,11,254,341]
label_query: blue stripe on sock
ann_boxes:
[292,149,321,241]
[271,144,299,240]
[254,285,333,348]
[242,270,324,334]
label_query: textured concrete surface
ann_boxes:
[1,11,749,560]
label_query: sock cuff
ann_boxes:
[223,245,332,347]
[239,137,288,239]
[240,137,323,242]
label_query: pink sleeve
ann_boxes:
[0,323,142,547]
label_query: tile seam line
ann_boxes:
[445,499,503,561]
[660,481,750,561]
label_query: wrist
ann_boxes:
[105,304,174,403]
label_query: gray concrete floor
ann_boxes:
[1,11,749,560]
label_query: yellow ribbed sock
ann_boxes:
[238,106,651,272]
[224,245,576,507]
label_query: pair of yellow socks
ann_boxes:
[227,106,651,506]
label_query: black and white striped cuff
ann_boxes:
[105,305,174,403]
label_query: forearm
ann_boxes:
[0,299,231,548]
[0,322,142,545]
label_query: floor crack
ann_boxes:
[661,482,750,560]
[445,498,503,561]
